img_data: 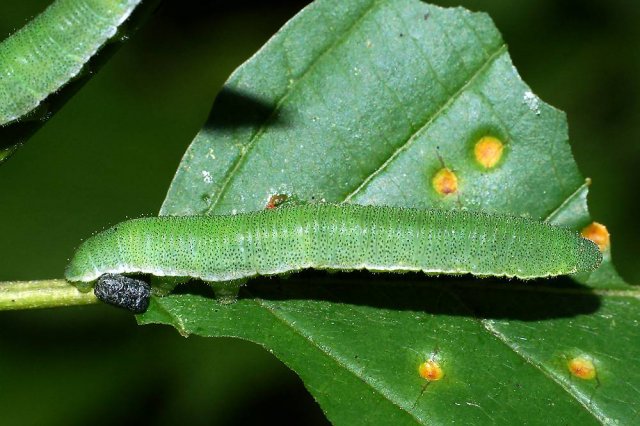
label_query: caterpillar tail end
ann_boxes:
[576,237,603,273]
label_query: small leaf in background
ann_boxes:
[0,0,157,162]
[139,0,638,423]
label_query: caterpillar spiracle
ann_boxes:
[65,204,602,313]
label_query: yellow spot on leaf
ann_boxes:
[568,356,596,380]
[581,222,610,252]
[418,360,444,381]
[432,168,458,195]
[474,136,504,169]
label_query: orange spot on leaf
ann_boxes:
[474,136,504,169]
[266,194,289,209]
[581,222,610,252]
[568,357,597,380]
[418,360,444,381]
[432,168,458,195]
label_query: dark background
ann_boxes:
[0,1,638,424]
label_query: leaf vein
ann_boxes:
[481,319,613,425]
[343,43,507,202]
[253,298,425,425]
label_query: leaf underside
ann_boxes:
[141,0,639,424]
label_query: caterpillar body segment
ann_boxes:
[66,204,602,287]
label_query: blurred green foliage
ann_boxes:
[0,0,638,424]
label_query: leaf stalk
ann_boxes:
[0,279,97,310]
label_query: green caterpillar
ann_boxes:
[65,204,601,312]
[0,0,141,126]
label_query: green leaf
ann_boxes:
[0,0,157,162]
[141,0,640,423]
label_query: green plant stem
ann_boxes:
[0,279,97,310]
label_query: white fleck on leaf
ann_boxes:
[523,91,541,115]
[201,170,213,184]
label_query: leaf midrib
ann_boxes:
[154,282,639,424]
[253,297,425,425]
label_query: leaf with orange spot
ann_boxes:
[141,1,640,424]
